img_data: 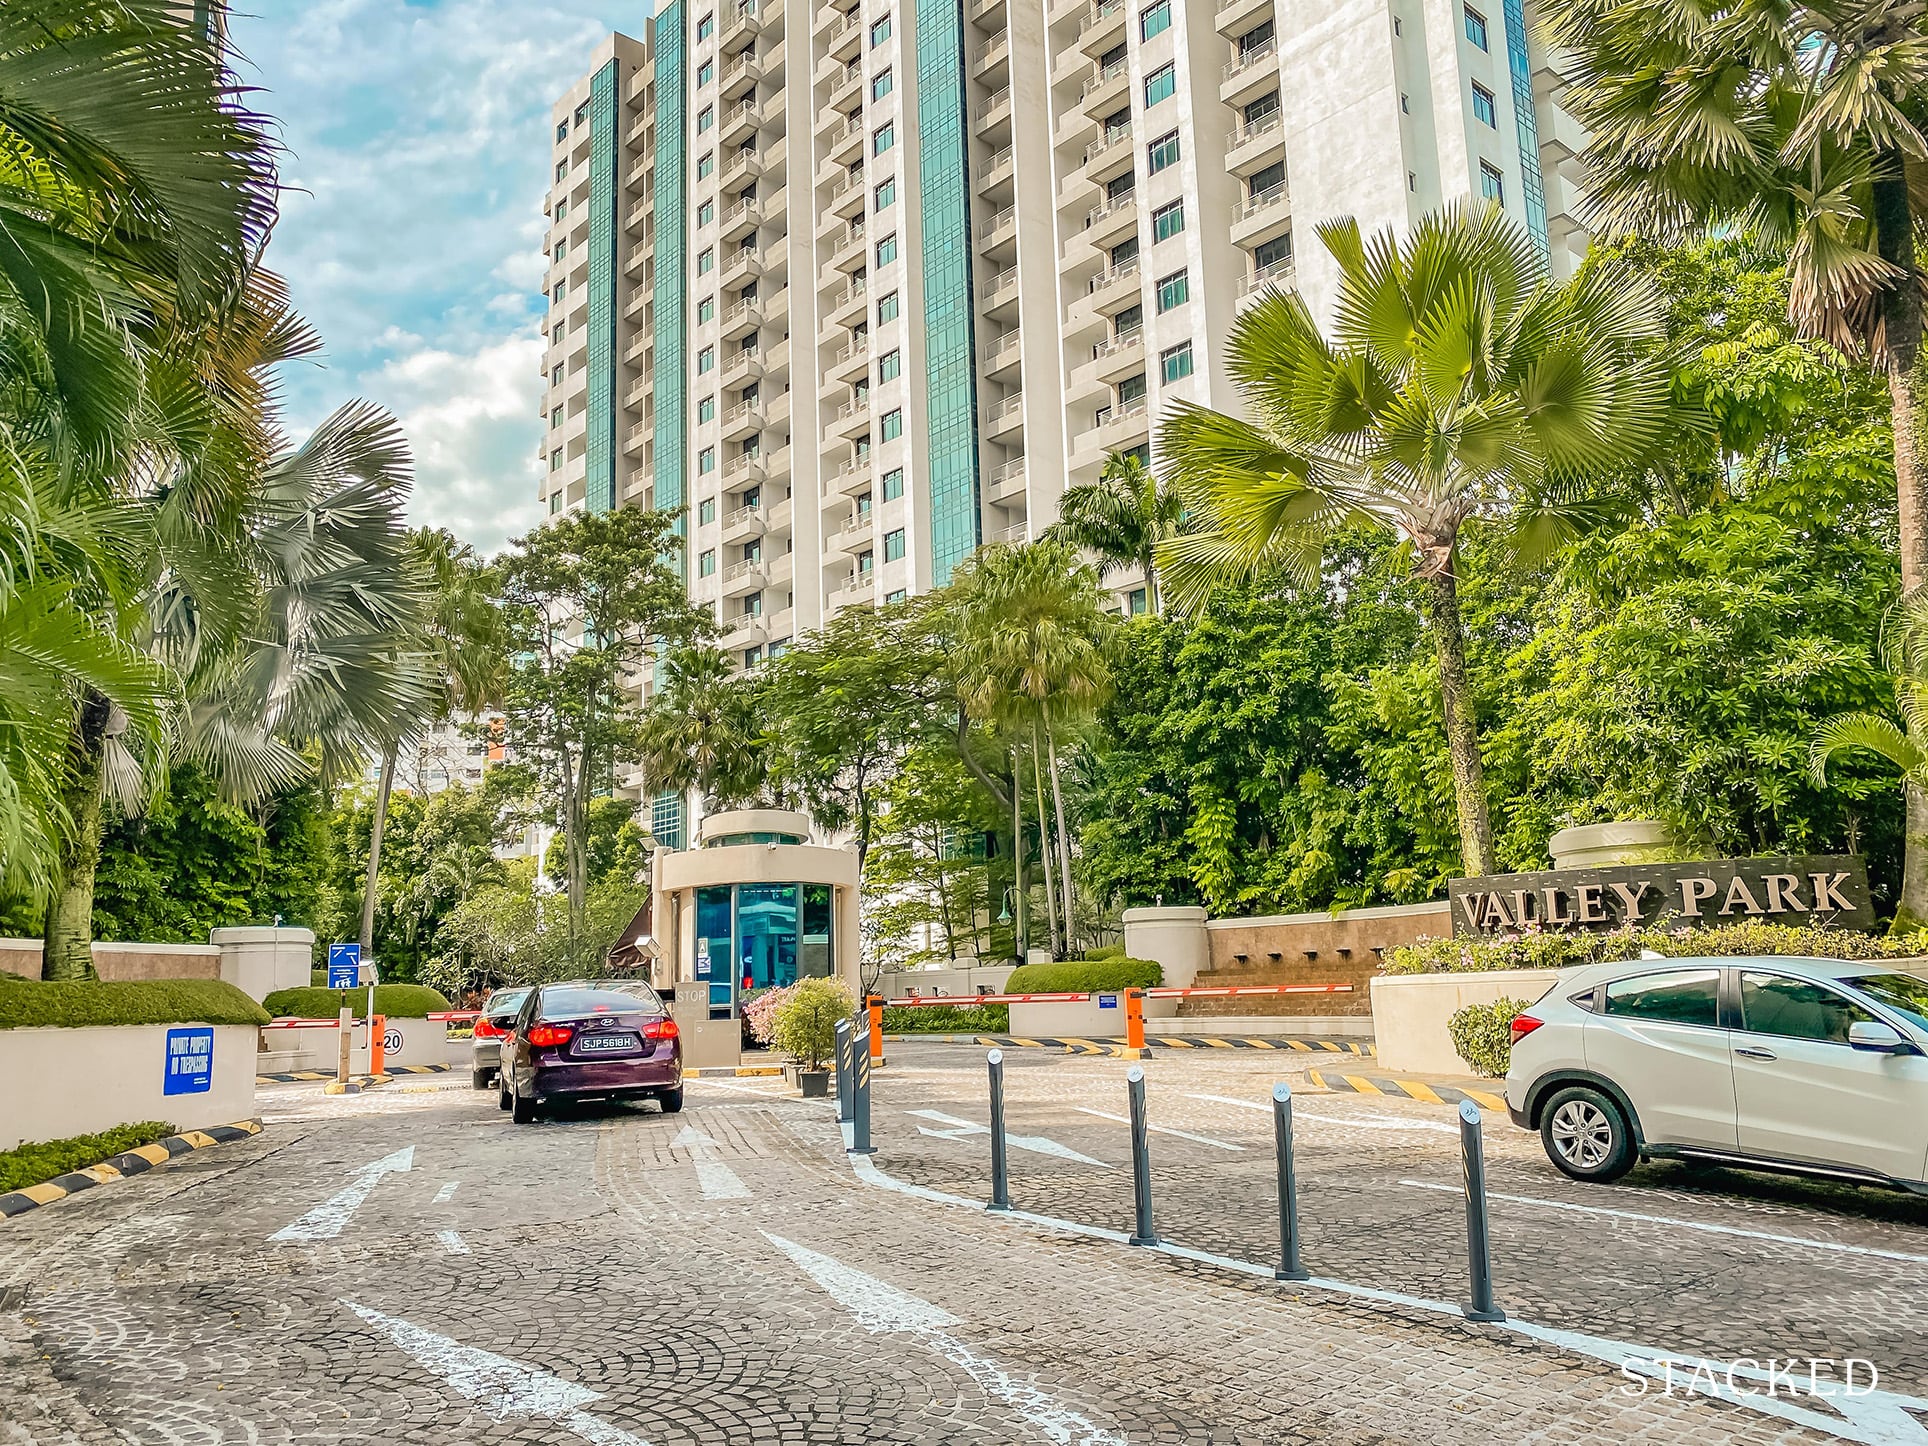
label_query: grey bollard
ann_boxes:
[987,1049,1011,1212]
[1125,1065,1157,1246]
[1458,1097,1504,1321]
[1272,1081,1309,1282]
[834,1018,854,1123]
[847,1039,877,1155]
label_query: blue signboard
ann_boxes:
[327,942,361,989]
[164,1027,214,1096]
[1098,993,1119,1010]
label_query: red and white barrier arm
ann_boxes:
[1145,984,1353,999]
[261,1017,353,1030]
[883,991,1097,1007]
[882,983,1352,1007]
[429,1010,483,1022]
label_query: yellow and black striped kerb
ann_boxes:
[884,1033,1377,1056]
[0,1120,263,1220]
[257,1062,452,1084]
[1305,1070,1506,1112]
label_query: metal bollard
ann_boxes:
[1272,1081,1309,1282]
[986,1049,1011,1212]
[834,1018,854,1124]
[1125,1065,1157,1246]
[847,1041,877,1155]
[1458,1097,1504,1321]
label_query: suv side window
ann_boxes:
[1603,969,1721,1027]
[1740,972,1877,1044]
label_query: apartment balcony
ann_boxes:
[978,144,1015,195]
[1078,0,1127,56]
[1539,95,1588,163]
[721,196,763,243]
[722,558,768,597]
[721,50,763,101]
[626,196,651,231]
[826,113,867,167]
[1087,258,1141,314]
[988,520,1028,544]
[830,455,873,497]
[721,98,763,147]
[829,574,877,611]
[623,421,649,456]
[824,277,869,328]
[721,244,765,288]
[973,85,1013,135]
[1080,131,1136,195]
[623,330,650,364]
[980,328,1023,381]
[1214,0,1273,36]
[983,391,1024,440]
[1237,258,1295,306]
[976,204,1018,254]
[826,7,864,61]
[720,145,765,189]
[720,401,763,442]
[1087,327,1144,384]
[1098,398,1150,446]
[824,67,863,116]
[1230,181,1291,245]
[721,296,763,340]
[1052,40,1092,86]
[720,349,765,389]
[1228,110,1286,174]
[1220,38,1279,104]
[722,503,768,545]
[1053,100,1098,151]
[969,0,1008,24]
[829,397,873,440]
[813,1,852,38]
[828,217,869,272]
[826,337,870,385]
[722,0,764,48]
[984,457,1027,504]
[723,449,768,486]
[971,31,1010,77]
[1083,192,1139,249]
[624,237,653,278]
[979,263,1021,321]
[824,512,875,556]
[1081,57,1130,118]
[623,286,648,321]
[623,375,650,411]
[721,611,769,649]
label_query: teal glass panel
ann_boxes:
[651,789,685,849]
[915,0,980,581]
[736,883,799,989]
[1500,0,1549,261]
[585,60,619,513]
[653,3,691,566]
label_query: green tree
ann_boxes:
[1044,450,1186,614]
[634,644,767,814]
[1159,206,1678,877]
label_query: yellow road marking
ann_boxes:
[1466,1088,1506,1112]
[1343,1075,1385,1095]
[75,1164,122,1184]
[1398,1080,1446,1105]
[1318,1041,1342,1052]
[128,1144,172,1165]
[1009,1037,1042,1048]
[1245,1039,1276,1048]
[17,1182,68,1205]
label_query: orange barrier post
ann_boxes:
[1124,988,1149,1059]
[867,994,886,1068]
[371,1014,387,1077]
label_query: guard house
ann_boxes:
[650,809,861,1065]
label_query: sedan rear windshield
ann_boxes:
[483,988,531,1016]
[1843,972,1928,1034]
[540,986,664,1019]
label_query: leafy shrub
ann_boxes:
[1004,958,1162,993]
[742,984,794,1046]
[882,1004,1010,1033]
[0,1122,174,1194]
[0,977,269,1030]
[1384,921,1917,975]
[770,977,854,1071]
[262,984,450,1020]
[1449,998,1527,1077]
[1083,944,1124,961]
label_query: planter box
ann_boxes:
[0,1024,258,1151]
[1369,969,1567,1076]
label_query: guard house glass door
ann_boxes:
[736,883,798,991]
[696,885,734,1019]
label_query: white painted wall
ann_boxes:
[1369,968,1563,1075]
[0,1024,257,1151]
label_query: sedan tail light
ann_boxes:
[1509,1013,1544,1046]
[643,1018,679,1041]
[473,1018,506,1038]
[526,1023,575,1048]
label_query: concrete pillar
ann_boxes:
[210,927,315,1002]
[1121,906,1209,988]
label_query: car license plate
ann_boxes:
[577,1034,639,1053]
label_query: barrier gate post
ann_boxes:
[848,1036,877,1155]
[1125,1065,1157,1246]
[1124,988,1148,1059]
[986,1049,1011,1212]
[371,1014,387,1078]
[1272,1081,1309,1281]
[336,1005,352,1085]
[1458,1098,1504,1322]
[866,994,885,1069]
[834,1018,854,1124]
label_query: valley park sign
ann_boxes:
[1448,855,1875,937]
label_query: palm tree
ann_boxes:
[1158,206,1677,877]
[947,540,1114,956]
[635,646,768,816]
[1045,450,1186,613]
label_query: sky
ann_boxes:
[229,1,641,556]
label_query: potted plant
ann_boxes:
[769,976,853,1097]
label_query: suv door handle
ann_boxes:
[1734,1046,1778,1061]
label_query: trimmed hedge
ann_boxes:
[1082,944,1125,962]
[1449,997,1527,1078]
[1004,958,1162,993]
[1383,921,1919,976]
[0,977,269,1030]
[882,1004,1011,1033]
[0,1121,174,1194]
[262,984,451,1020]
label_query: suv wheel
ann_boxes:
[1540,1085,1636,1183]
[511,1082,537,1124]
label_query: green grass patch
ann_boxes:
[882,1004,1010,1033]
[0,977,268,1030]
[262,984,451,1020]
[0,1121,174,1194]
[1005,958,1162,993]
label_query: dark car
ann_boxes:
[497,982,682,1123]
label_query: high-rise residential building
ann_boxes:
[538,1,1587,813]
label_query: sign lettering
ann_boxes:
[163,1026,215,1096]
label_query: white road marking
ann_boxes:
[342,1300,652,1445]
[270,1147,414,1242]
[1186,1093,1271,1113]
[1185,1092,1457,1135]
[434,1181,459,1203]
[907,1109,1110,1167]
[764,1233,1128,1445]
[1398,1179,1928,1266]
[1075,1107,1243,1152]
[435,1230,470,1256]
[670,1124,752,1200]
[690,1077,833,1106]
[846,1152,1928,1445]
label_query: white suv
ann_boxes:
[1503,957,1928,1190]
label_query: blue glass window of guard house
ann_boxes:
[696,884,734,1016]
[736,883,799,990]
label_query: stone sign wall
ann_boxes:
[1448,855,1874,936]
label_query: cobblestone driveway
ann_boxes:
[0,1042,1922,1444]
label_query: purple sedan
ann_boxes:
[498,982,683,1122]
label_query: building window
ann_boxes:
[1144,63,1175,107]
[1480,160,1504,201]
[871,14,892,44]
[698,296,715,323]
[1140,0,1170,39]
[698,151,715,179]
[874,122,895,154]
[1152,200,1184,242]
[857,491,873,516]
[575,102,588,125]
[698,199,715,226]
[552,321,564,345]
[878,291,900,323]
[698,59,714,86]
[872,68,893,101]
[875,176,896,210]
[549,448,563,471]
[698,346,715,373]
[698,247,714,274]
[550,491,563,514]
[1118,373,1146,406]
[699,396,716,422]
[1464,5,1488,49]
[879,348,901,381]
[550,363,564,387]
[885,588,907,604]
[555,159,568,183]
[1147,130,1180,174]
[699,446,716,473]
[1115,302,1143,337]
[744,645,764,668]
[744,592,763,617]
[554,239,568,263]
[697,11,715,38]
[1156,269,1188,312]
[1255,233,1293,270]
[698,104,715,133]
[876,234,898,266]
[1128,587,1148,616]
[1160,340,1194,383]
[857,550,875,575]
[556,120,569,143]
[882,467,904,501]
[554,199,568,224]
[880,408,904,441]
[700,498,718,524]
[552,281,567,304]
[550,406,563,429]
[1471,81,1497,127]
[884,528,906,562]
[700,549,717,576]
